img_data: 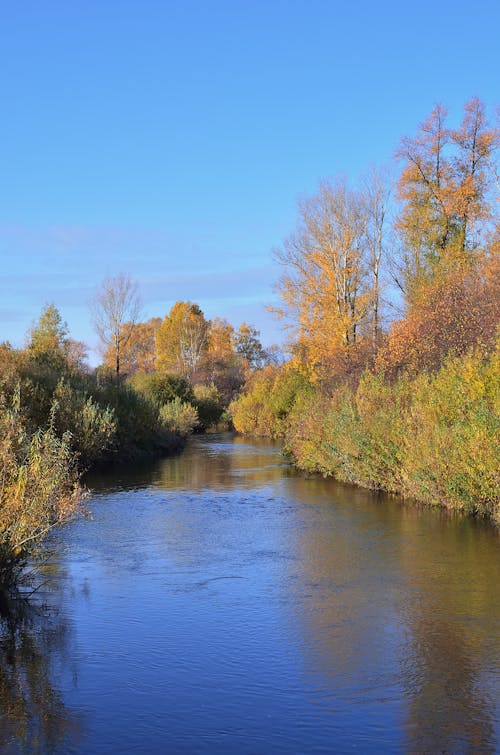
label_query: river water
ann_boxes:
[1,433,499,753]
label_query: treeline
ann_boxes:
[231,98,500,521]
[0,298,272,589]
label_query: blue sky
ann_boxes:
[1,0,499,362]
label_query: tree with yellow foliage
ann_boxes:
[155,301,209,377]
[102,317,161,375]
[395,98,499,300]
[274,178,383,380]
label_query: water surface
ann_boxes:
[1,434,499,753]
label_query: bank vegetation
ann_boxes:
[231,98,500,522]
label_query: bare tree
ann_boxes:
[362,166,392,351]
[91,274,141,382]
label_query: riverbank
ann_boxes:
[231,342,500,523]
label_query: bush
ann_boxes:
[192,384,225,430]
[160,398,199,437]
[52,379,116,467]
[230,365,311,438]
[128,372,194,406]
[0,395,81,592]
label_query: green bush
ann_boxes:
[128,372,194,406]
[160,398,199,437]
[192,384,225,430]
[0,395,81,591]
[230,366,311,438]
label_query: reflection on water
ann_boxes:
[3,434,500,753]
[288,477,500,751]
[0,591,82,753]
[85,435,288,494]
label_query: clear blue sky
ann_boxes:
[1,0,499,361]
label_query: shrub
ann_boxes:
[230,365,311,438]
[0,395,81,592]
[159,398,199,437]
[128,372,194,406]
[52,379,116,467]
[192,384,225,430]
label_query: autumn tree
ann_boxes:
[234,323,267,368]
[395,98,499,300]
[91,274,141,382]
[197,317,237,387]
[27,303,69,368]
[102,317,161,375]
[274,178,373,379]
[155,301,209,378]
[207,317,235,363]
[382,98,500,376]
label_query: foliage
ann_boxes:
[273,174,390,381]
[102,317,161,375]
[284,345,500,517]
[192,384,225,430]
[156,301,209,377]
[230,365,311,438]
[128,371,194,406]
[51,380,116,466]
[376,257,500,376]
[395,98,499,299]
[159,397,199,437]
[0,395,81,591]
[234,323,267,368]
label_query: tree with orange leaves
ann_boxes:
[102,317,161,375]
[394,98,499,300]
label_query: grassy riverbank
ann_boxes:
[231,339,500,522]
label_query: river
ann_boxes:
[1,433,499,753]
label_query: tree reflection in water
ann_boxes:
[285,475,500,752]
[0,590,82,754]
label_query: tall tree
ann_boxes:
[28,304,68,359]
[274,179,371,377]
[395,98,499,300]
[26,304,87,371]
[450,97,499,255]
[91,274,141,382]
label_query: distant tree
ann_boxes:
[26,304,82,371]
[362,167,391,351]
[198,317,237,385]
[28,304,68,357]
[155,301,209,378]
[102,317,161,375]
[91,274,141,382]
[234,323,267,368]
